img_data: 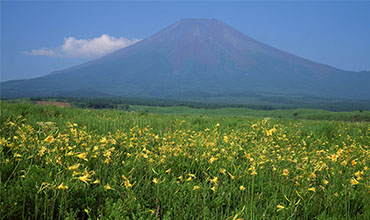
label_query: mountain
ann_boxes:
[1,18,370,101]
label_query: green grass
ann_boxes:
[130,105,370,122]
[1,102,369,219]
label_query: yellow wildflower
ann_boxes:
[239,185,245,191]
[57,182,68,190]
[354,171,362,177]
[350,178,359,185]
[209,157,217,164]
[122,175,128,181]
[188,173,196,178]
[276,205,285,211]
[282,169,289,176]
[68,164,80,171]
[220,168,226,174]
[323,179,329,185]
[308,187,316,192]
[228,172,235,180]
[309,172,316,179]
[39,146,47,156]
[251,170,257,176]
[210,176,218,184]
[76,152,88,161]
[78,174,91,183]
[124,180,134,188]
[104,183,113,190]
[44,135,55,143]
[193,185,200,190]
[152,178,158,184]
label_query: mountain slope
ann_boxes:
[1,18,370,99]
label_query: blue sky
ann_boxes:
[1,1,370,82]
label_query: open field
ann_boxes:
[36,101,72,108]
[129,105,370,122]
[1,102,369,219]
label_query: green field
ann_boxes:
[129,105,370,122]
[1,102,369,219]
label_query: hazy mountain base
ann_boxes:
[7,93,370,112]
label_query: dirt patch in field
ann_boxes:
[36,101,71,108]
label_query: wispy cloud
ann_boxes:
[22,34,140,58]
[22,48,57,56]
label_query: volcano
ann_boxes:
[1,18,370,100]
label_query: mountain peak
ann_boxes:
[1,19,369,100]
[177,18,221,24]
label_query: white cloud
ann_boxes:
[22,48,57,56]
[22,34,140,58]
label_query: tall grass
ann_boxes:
[1,102,369,219]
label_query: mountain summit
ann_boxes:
[2,18,369,99]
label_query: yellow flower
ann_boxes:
[251,170,257,176]
[210,177,218,184]
[84,209,89,214]
[239,185,245,191]
[99,137,107,144]
[350,178,359,185]
[188,173,196,178]
[219,168,226,174]
[331,154,338,161]
[39,146,47,156]
[93,179,100,184]
[309,172,316,179]
[210,186,217,192]
[104,183,113,190]
[78,174,91,183]
[323,179,329,185]
[209,157,217,164]
[124,180,134,188]
[44,135,55,143]
[57,182,68,190]
[308,187,316,192]
[193,185,200,190]
[76,152,88,161]
[282,169,289,176]
[228,172,235,180]
[351,160,357,166]
[165,168,171,174]
[68,164,80,171]
[276,205,285,211]
[334,192,339,197]
[354,171,362,177]
[152,178,158,184]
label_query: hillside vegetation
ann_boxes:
[1,102,369,219]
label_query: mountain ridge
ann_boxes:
[1,18,369,100]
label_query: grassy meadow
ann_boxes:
[1,101,370,219]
